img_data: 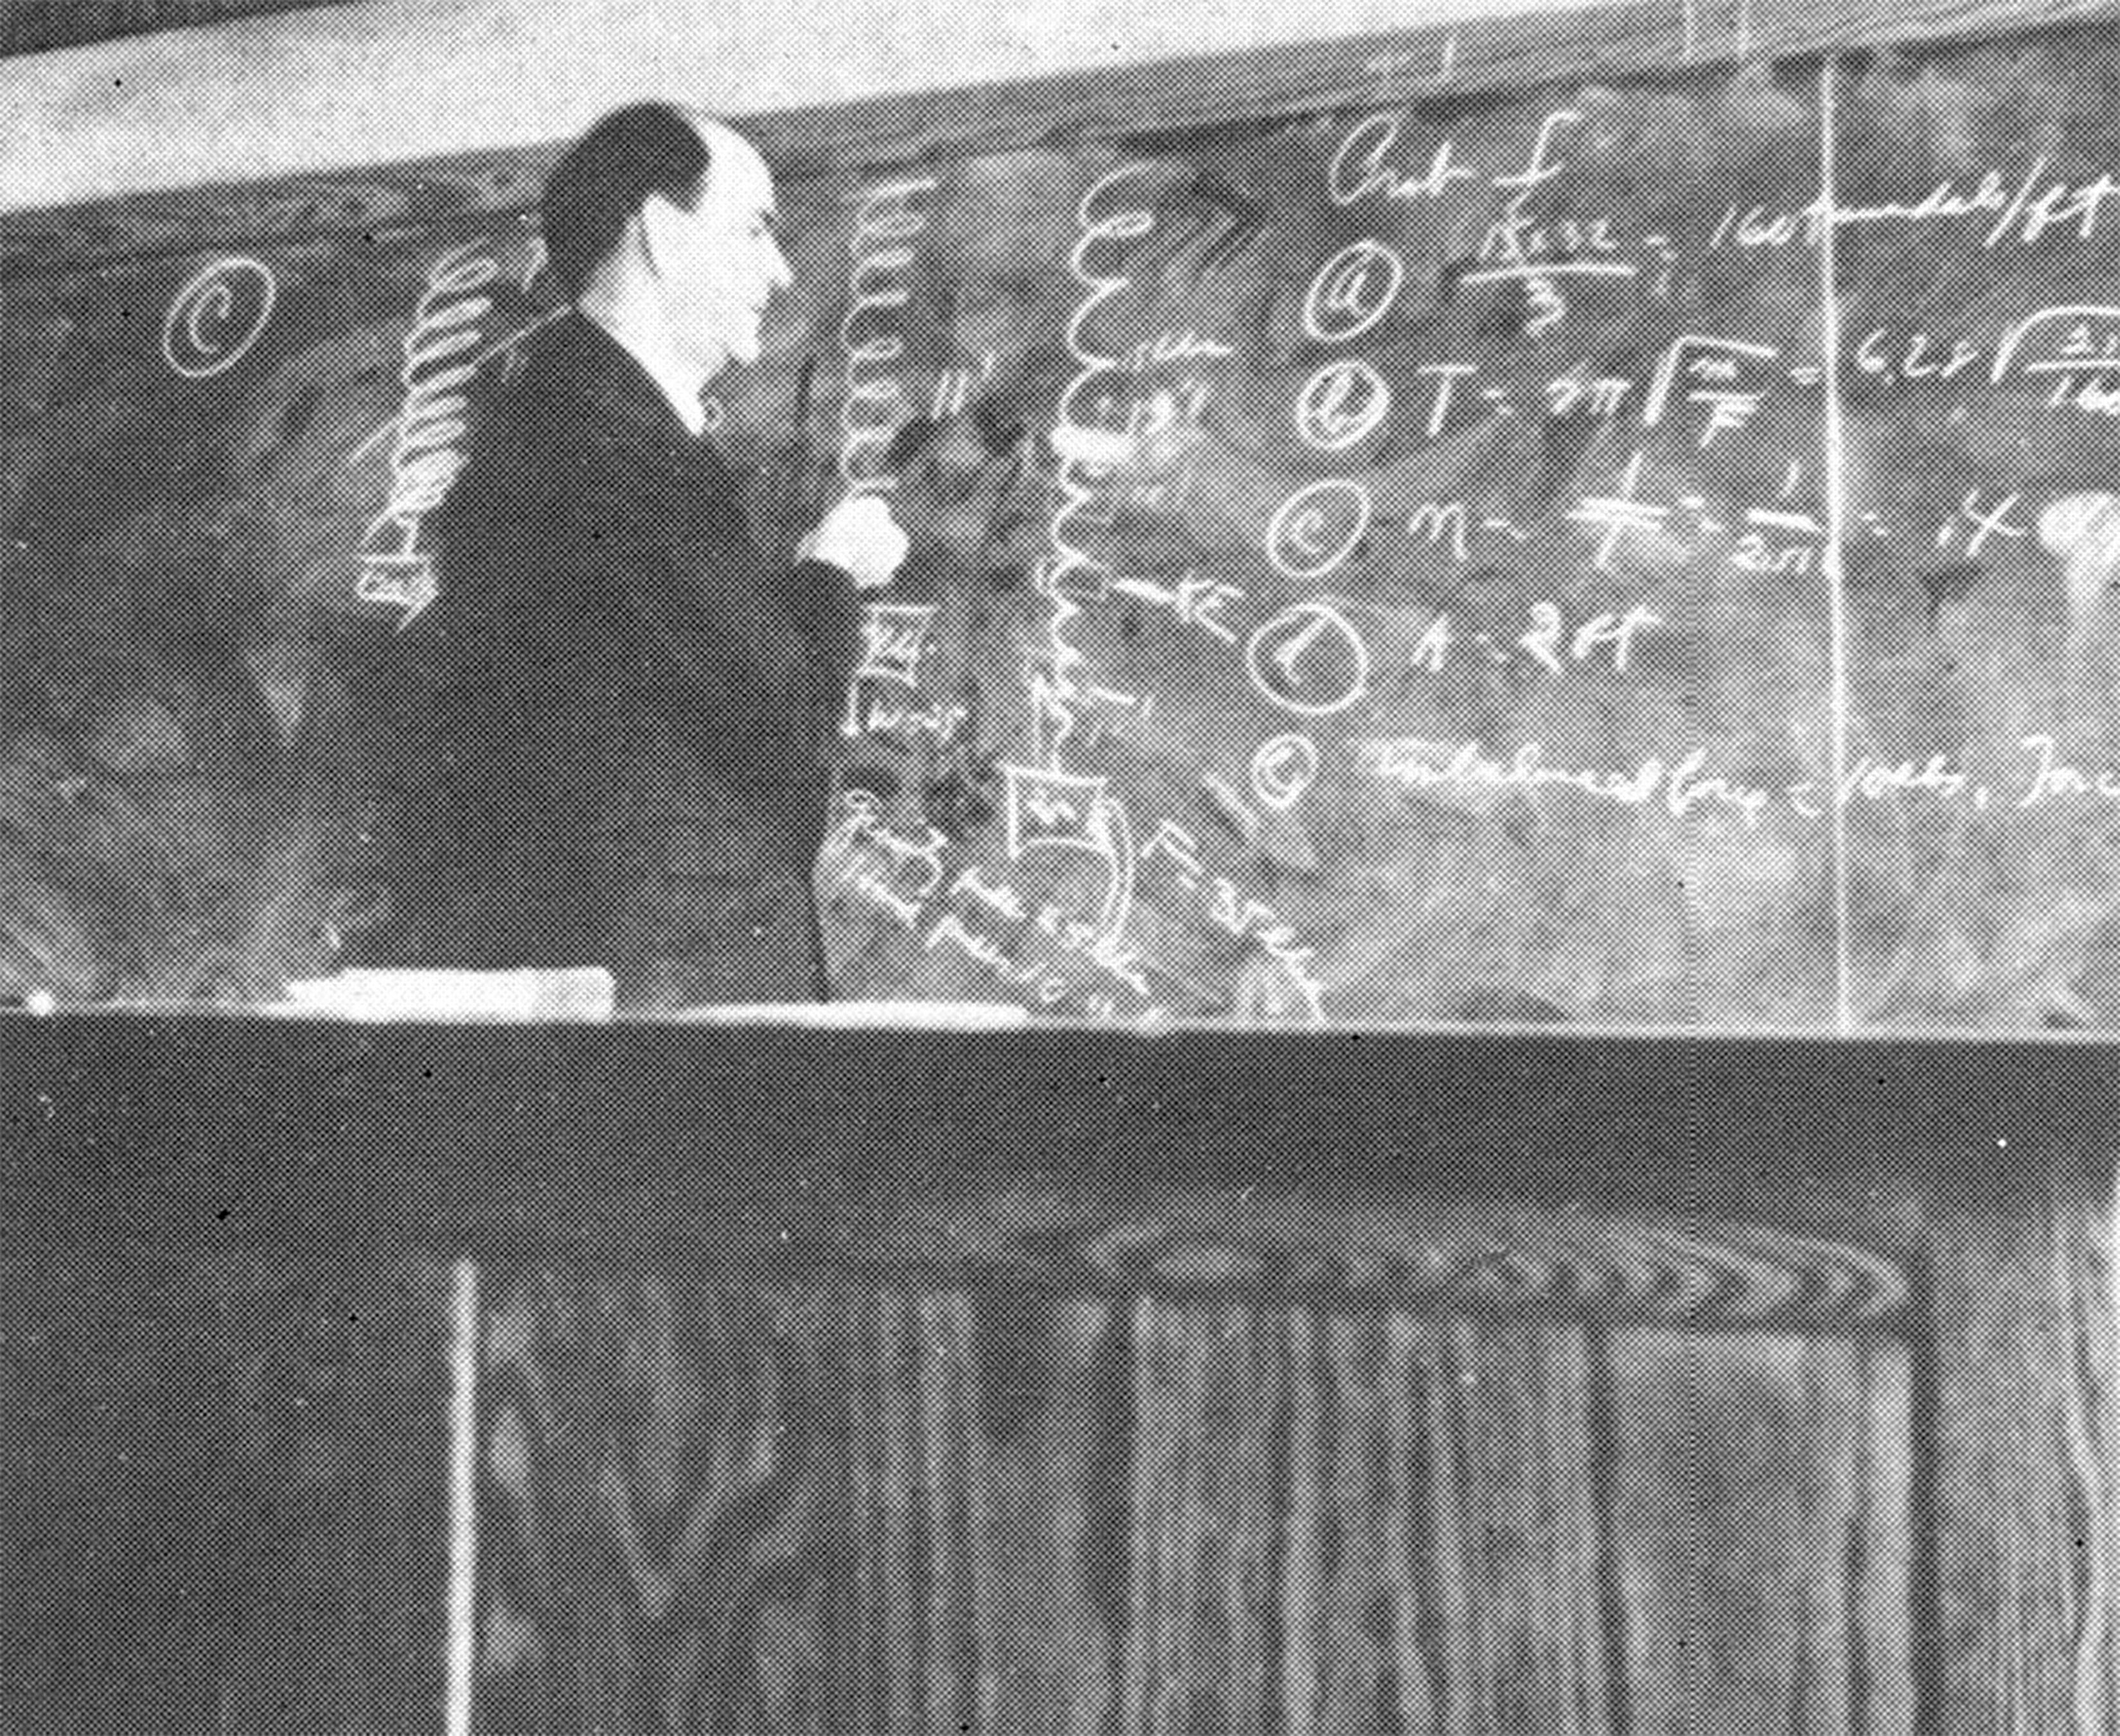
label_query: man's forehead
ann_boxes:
[694,118,776,214]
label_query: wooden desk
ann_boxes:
[3,1017,2113,1732]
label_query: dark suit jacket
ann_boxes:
[373,312,859,1004]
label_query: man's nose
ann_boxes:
[766,235,793,294]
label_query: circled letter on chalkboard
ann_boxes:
[162,256,277,379]
[1267,478,1373,578]
[1247,603,1372,717]
[1294,359,1393,450]
[1252,733,1321,809]
[1303,240,1404,344]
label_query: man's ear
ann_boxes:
[636,193,686,278]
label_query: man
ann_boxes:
[376,105,907,1007]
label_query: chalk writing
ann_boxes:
[1404,500,1472,563]
[1490,108,1582,193]
[1303,239,1404,344]
[1246,602,1372,717]
[355,242,502,619]
[2018,736,2120,808]
[1354,737,2120,823]
[1413,362,1477,436]
[1121,330,1235,371]
[1567,451,1674,570]
[1469,215,1629,281]
[930,351,997,420]
[1402,603,1663,677]
[1545,373,1635,417]
[1641,335,1783,444]
[820,844,1160,1013]
[1854,328,1983,384]
[842,601,938,735]
[1109,570,1244,645]
[162,256,277,379]
[838,176,938,500]
[852,603,934,690]
[1517,603,1663,676]
[1936,490,2031,558]
[924,903,1154,1006]
[838,790,949,892]
[47,28,2120,1038]
[1410,613,1455,673]
[1724,509,1822,574]
[1251,733,1320,810]
[831,792,944,928]
[1036,163,1160,772]
[1140,818,1327,1020]
[1205,882,1326,1020]
[858,700,969,743]
[1004,763,1114,859]
[1266,478,1373,579]
[1705,163,2120,251]
[926,911,1066,996]
[1141,819,1206,880]
[1356,738,1774,824]
[1294,358,1393,450]
[1988,305,2120,416]
[1328,112,1478,208]
[1466,109,1637,331]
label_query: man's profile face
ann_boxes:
[648,120,792,380]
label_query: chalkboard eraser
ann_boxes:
[274,968,615,1022]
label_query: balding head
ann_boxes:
[541,103,716,302]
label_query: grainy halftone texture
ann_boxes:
[4,15,2118,1733]
[0,1021,2112,1730]
[0,1246,453,1731]
[467,1252,1915,1731]
[4,24,2120,1029]
[0,0,353,58]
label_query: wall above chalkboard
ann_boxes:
[0,0,353,58]
[5,0,2120,1032]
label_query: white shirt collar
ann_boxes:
[580,304,711,437]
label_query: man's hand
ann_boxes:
[803,495,910,590]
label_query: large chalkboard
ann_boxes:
[5,6,2120,1030]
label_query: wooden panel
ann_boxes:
[1448,1320,1612,1732]
[890,1188,1915,1330]
[1280,1309,1447,1733]
[1278,1312,1616,1733]
[1930,1182,2119,1735]
[1605,1330,1912,1734]
[470,1266,1921,1733]
[0,1245,451,1733]
[1125,1298,1285,1732]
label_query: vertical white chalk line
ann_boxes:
[1817,59,1855,1032]
[1681,0,1699,62]
[445,1258,479,1736]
